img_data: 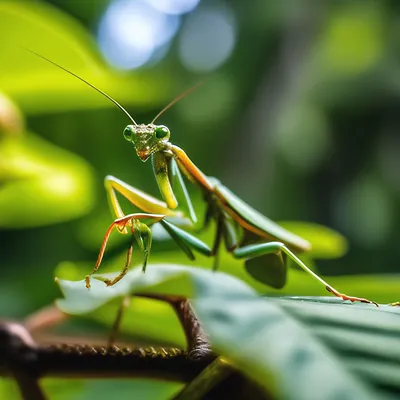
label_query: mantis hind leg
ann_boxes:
[233,242,378,306]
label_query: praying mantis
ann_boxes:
[28,50,377,306]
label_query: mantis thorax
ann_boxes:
[123,124,170,161]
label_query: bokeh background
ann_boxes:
[1,0,400,324]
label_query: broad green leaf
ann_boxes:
[0,1,170,114]
[57,265,382,400]
[278,221,348,259]
[273,297,400,394]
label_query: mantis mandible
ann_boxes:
[28,50,377,306]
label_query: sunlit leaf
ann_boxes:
[0,133,94,227]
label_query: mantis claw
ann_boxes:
[326,286,378,307]
[85,275,91,289]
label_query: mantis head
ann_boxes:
[23,50,201,161]
[123,124,170,161]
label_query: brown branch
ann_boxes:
[24,304,67,334]
[0,319,215,400]
[0,320,214,381]
[3,294,213,399]
[170,299,212,360]
[21,295,213,359]
[0,322,45,400]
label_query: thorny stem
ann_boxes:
[5,293,213,400]
[102,294,213,358]
[21,295,212,358]
[0,320,215,400]
[0,296,213,398]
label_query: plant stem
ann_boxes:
[0,320,214,393]
[172,357,233,400]
[170,299,212,360]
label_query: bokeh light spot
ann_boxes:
[98,0,180,70]
[145,0,200,15]
[316,5,383,76]
[178,5,236,72]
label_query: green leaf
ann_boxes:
[274,297,400,393]
[278,221,348,259]
[57,265,388,399]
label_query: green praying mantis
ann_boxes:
[28,50,377,306]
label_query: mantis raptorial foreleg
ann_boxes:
[98,243,133,288]
[97,172,200,276]
[86,213,164,288]
[93,162,208,286]
[98,218,152,288]
[104,175,177,220]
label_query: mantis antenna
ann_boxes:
[151,80,205,124]
[23,48,138,126]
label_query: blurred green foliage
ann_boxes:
[0,127,94,227]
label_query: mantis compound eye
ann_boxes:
[154,125,170,139]
[123,125,134,141]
